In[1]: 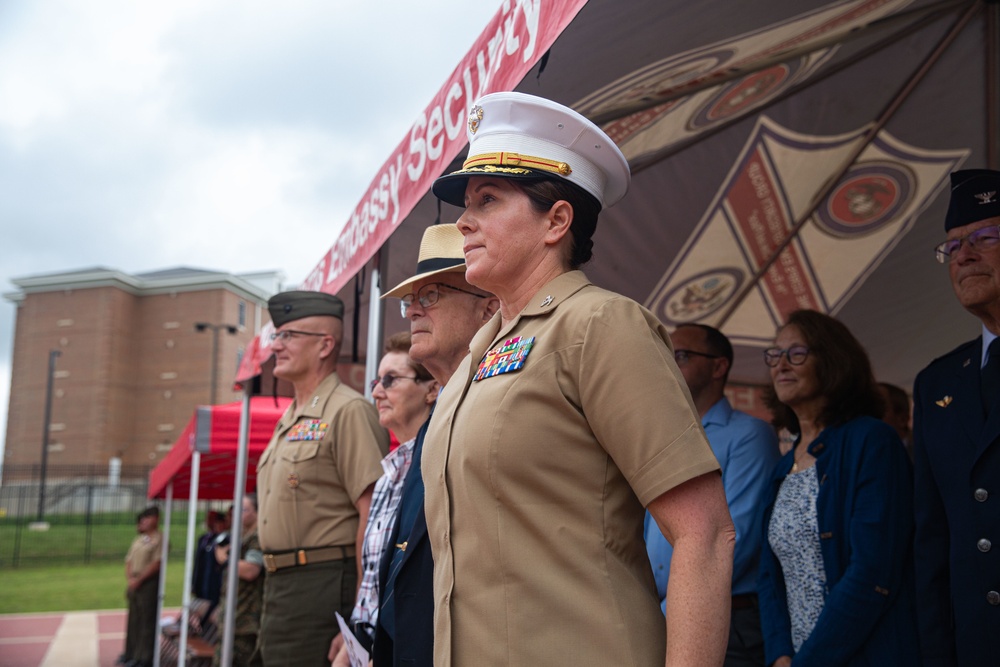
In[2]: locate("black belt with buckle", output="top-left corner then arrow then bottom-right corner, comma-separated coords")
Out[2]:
262,545 -> 355,573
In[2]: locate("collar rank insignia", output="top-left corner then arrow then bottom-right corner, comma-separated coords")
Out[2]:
975,191 -> 997,205
935,396 -> 953,408
288,419 -> 329,441
475,336 -> 535,381
540,295 -> 553,307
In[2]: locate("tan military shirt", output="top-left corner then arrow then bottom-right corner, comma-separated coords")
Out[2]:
257,372 -> 389,552
423,271 -> 720,666
125,530 -> 161,575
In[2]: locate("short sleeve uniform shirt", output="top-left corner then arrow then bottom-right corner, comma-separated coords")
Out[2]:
126,530 -> 162,574
257,372 -> 389,552
422,271 -> 720,666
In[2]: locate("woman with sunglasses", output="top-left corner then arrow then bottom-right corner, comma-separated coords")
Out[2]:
346,332 -> 437,654
757,310 -> 919,666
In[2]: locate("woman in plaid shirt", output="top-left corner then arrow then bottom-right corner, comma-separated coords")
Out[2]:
349,332 -> 437,648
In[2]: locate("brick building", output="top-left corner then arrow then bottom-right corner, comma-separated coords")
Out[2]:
2,267 -> 283,477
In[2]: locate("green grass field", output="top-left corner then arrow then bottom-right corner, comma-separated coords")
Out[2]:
0,511 -> 209,614
0,560 -> 187,614
0,512 -> 198,566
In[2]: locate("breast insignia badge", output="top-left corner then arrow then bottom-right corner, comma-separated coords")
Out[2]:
475,336 -> 535,381
287,472 -> 300,489
288,419 -> 329,441
935,396 -> 953,408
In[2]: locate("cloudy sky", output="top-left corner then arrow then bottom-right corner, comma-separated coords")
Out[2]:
0,0 -> 502,456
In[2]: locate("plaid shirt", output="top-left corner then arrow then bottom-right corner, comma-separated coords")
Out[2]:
349,437 -> 416,638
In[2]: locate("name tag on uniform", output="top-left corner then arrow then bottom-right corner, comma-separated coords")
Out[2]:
287,419 -> 329,441
475,336 -> 535,381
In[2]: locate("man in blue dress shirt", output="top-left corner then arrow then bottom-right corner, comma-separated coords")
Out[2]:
646,324 -> 779,667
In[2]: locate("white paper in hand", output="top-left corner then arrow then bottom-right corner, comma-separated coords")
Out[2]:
334,611 -> 370,667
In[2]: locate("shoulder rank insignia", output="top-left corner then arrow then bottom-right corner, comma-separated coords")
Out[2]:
935,396 -> 953,408
474,336 -> 535,381
287,419 -> 329,441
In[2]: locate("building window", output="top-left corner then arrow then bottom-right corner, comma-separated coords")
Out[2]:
238,300 -> 247,328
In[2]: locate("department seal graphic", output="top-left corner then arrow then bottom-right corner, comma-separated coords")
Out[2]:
689,62 -> 798,130
660,268 -> 744,325
817,161 -> 914,236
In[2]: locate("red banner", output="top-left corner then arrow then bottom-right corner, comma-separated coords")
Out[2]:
299,0 -> 588,295
236,0 -> 588,383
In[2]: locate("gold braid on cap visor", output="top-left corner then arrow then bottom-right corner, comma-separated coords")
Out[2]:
462,152 -> 572,177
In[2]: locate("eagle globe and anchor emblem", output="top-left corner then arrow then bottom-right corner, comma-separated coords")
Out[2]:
468,104 -> 484,135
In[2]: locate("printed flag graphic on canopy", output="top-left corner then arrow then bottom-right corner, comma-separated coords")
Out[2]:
646,116 -> 966,345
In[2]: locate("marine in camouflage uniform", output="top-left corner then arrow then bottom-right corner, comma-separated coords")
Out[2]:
214,496 -> 265,667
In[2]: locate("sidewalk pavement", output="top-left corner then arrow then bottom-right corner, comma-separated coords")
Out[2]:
0,609 -> 128,667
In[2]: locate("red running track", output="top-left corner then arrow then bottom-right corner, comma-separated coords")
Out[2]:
0,610 -> 129,667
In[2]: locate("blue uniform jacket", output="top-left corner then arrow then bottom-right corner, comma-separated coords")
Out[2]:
372,414 -> 434,667
757,417 -> 919,666
913,337 -> 1000,666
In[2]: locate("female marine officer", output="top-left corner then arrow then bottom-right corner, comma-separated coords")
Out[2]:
420,92 -> 736,666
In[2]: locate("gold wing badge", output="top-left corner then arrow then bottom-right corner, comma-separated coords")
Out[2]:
935,396 -> 953,408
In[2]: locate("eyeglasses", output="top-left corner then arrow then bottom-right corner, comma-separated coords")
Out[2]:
368,373 -> 419,392
269,329 -> 329,343
400,283 -> 486,317
935,225 -> 1000,263
763,345 -> 811,367
673,349 -> 720,365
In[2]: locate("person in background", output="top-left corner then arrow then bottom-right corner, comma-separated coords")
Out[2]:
757,309 -> 918,666
345,332 -> 437,650
119,506 -> 161,667
252,290 -> 389,667
192,510 -> 227,623
213,494 -> 264,667
877,382 -> 912,459
424,91 -> 734,666
913,168 -> 1000,665
646,323 -> 779,666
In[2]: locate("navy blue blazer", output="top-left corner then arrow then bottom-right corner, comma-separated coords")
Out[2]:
372,416 -> 434,667
913,337 -> 1000,666
757,417 -> 919,666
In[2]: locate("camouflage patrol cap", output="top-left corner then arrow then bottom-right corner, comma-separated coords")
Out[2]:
267,290 -> 344,327
946,169 -> 1000,231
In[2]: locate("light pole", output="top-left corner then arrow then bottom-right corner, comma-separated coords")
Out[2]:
194,323 -> 238,405
37,349 -> 61,524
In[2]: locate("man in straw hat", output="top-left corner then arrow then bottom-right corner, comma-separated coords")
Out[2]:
252,290 -> 388,666
914,168 -> 1000,666
331,224 -> 497,667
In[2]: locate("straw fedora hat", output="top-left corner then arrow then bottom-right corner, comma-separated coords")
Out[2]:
383,224 -> 467,299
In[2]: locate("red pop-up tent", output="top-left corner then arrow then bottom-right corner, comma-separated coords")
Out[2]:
146,396 -> 290,667
147,397 -> 290,501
